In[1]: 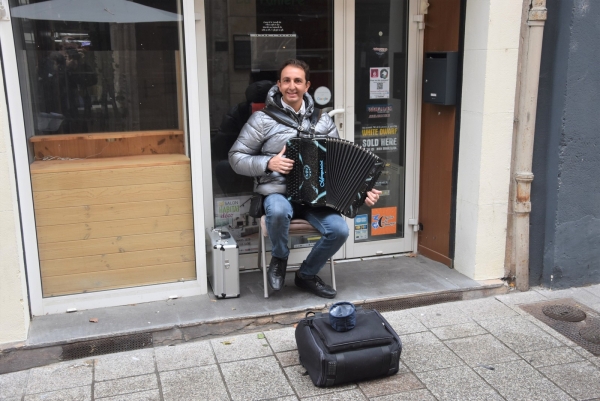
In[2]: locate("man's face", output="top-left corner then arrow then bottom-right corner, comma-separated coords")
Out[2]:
277,65 -> 310,110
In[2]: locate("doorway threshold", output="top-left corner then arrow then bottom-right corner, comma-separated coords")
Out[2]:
1,255 -> 507,374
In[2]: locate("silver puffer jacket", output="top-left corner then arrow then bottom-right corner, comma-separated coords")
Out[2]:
228,85 -> 338,195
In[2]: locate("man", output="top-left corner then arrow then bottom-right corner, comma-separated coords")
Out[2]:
229,59 -> 381,299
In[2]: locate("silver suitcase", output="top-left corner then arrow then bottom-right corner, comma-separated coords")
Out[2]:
206,228 -> 240,298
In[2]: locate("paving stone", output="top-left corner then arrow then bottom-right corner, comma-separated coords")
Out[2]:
357,372 -> 423,398
211,332 -> 273,363
521,314 -> 579,347
160,365 -> 228,401
533,288 -> 600,308
303,389 -> 367,400
475,359 -> 572,401
478,316 -> 563,353
495,290 -> 549,306
409,303 -> 473,329
0,369 -> 28,398
155,340 -> 215,371
520,347 -> 585,368
456,298 -> 519,322
264,327 -> 297,352
96,389 -> 160,401
273,397 -> 298,401
23,385 -> 91,401
94,374 -> 157,399
400,331 -> 464,373
283,364 -> 356,399
572,345 -> 596,359
445,334 -> 520,367
381,310 -> 428,335
583,284 -> 600,299
416,366 -> 504,401
26,360 -> 93,394
276,350 -> 300,367
94,349 -> 155,382
371,389 -> 437,401
431,322 -> 487,340
221,356 -> 294,400
539,361 -> 600,400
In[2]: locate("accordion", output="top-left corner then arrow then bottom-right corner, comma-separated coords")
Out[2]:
285,137 -> 385,218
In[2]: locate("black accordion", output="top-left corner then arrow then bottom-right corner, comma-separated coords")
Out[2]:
285,137 -> 385,218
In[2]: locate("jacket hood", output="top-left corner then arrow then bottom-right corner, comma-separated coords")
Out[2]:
265,84 -> 315,117
245,80 -> 274,103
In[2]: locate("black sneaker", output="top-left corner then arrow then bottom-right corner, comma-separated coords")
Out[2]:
294,272 -> 337,299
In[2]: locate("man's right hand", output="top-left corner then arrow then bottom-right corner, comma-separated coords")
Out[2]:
267,145 -> 295,174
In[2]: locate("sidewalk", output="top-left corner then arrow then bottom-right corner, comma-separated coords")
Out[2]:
1,285 -> 600,401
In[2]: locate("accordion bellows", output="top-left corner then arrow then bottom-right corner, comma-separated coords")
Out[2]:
286,137 -> 385,218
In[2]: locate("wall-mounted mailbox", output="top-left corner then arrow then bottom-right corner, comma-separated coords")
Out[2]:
423,51 -> 458,105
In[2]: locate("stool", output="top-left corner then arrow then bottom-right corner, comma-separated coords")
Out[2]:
258,215 -> 336,298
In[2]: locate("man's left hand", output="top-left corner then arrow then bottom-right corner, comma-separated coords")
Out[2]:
365,189 -> 382,207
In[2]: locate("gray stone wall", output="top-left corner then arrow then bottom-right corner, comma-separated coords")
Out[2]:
531,0 -> 600,288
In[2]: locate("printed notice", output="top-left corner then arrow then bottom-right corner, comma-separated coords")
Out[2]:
367,104 -> 392,119
354,214 -> 369,240
370,67 -> 390,99
371,207 -> 397,236
262,20 -> 283,32
359,124 -> 399,152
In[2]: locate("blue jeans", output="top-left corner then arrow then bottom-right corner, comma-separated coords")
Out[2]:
263,194 -> 349,277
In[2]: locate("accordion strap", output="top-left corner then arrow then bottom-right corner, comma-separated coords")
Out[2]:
261,106 -> 323,137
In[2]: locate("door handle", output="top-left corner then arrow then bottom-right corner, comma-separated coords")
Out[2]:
328,109 -> 345,130
328,108 -> 345,117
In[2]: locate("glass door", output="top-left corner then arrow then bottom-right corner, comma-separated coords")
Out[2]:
341,0 -> 419,258
201,0 -> 419,267
203,0 -> 336,269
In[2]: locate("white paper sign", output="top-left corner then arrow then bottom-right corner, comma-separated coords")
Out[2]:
369,67 -> 390,99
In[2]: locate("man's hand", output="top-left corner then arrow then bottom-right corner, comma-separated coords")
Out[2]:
267,145 -> 295,174
365,188 -> 382,207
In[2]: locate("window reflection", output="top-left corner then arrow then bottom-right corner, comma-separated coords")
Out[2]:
10,0 -> 184,137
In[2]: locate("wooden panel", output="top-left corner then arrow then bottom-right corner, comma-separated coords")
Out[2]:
37,214 -> 193,244
418,104 -> 455,261
34,198 -> 193,227
424,0 -> 461,52
30,154 -> 190,173
418,0 -> 461,263
33,154 -> 196,296
31,164 -> 191,191
38,230 -> 194,261
42,261 -> 196,297
40,246 -> 195,277
32,134 -> 184,160
33,181 -> 192,209
30,130 -> 184,142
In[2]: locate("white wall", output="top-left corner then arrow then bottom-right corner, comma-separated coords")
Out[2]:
0,64 -> 30,344
454,0 -> 522,279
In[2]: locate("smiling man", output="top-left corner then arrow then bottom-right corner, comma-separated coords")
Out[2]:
229,59 -> 381,299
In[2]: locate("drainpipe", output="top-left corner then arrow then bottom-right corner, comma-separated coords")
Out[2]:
512,0 -> 547,291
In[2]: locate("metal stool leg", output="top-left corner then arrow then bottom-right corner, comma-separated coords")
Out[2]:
261,230 -> 269,298
330,258 -> 336,290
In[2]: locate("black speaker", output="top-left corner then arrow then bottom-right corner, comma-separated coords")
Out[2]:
423,51 -> 458,105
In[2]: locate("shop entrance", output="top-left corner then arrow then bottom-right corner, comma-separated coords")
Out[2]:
202,0 -> 419,269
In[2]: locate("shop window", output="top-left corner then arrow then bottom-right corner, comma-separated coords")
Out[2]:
10,0 -> 196,297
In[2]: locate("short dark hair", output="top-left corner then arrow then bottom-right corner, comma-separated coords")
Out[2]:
278,59 -> 310,82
